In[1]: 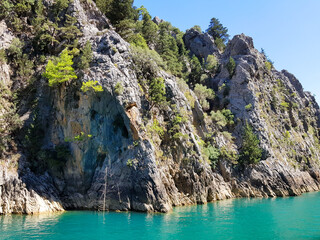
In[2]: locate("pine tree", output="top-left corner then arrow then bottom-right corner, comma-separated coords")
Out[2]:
188,55 -> 202,87
206,17 -> 229,43
43,48 -> 77,87
108,0 -> 134,25
141,10 -> 158,46
79,41 -> 93,70
239,122 -> 262,165
149,77 -> 166,106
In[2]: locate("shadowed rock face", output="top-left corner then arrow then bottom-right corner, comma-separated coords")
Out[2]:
183,28 -> 220,59
1,0 -> 320,215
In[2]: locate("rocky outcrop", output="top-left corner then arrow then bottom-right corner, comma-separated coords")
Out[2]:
211,33 -> 320,198
1,0 -> 320,215
183,28 -> 220,59
0,21 -> 64,214
0,161 -> 64,214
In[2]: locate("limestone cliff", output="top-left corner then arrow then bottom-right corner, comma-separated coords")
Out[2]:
0,0 -> 319,214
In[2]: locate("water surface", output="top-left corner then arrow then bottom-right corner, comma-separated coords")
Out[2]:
1,192 -> 320,240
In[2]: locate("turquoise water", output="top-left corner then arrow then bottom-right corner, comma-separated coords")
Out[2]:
1,192 -> 320,240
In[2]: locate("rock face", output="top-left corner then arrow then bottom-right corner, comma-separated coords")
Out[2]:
0,21 -> 64,214
1,1 -> 320,215
183,28 -> 220,59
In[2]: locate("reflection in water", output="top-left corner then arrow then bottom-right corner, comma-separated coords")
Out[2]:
1,192 -> 320,240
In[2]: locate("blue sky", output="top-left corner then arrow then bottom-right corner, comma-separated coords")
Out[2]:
133,0 -> 320,103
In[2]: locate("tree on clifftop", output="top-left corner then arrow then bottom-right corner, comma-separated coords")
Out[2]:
206,17 -> 229,43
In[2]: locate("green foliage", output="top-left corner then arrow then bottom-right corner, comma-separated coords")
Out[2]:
128,33 -> 148,49
126,158 -> 134,167
95,0 -> 112,14
265,61 -> 272,71
283,130 -> 291,139
239,123 -> 262,165
211,110 -> 227,128
60,14 -> 82,47
206,17 -> 229,43
220,146 -> 238,164
211,109 -> 234,128
0,49 -> 6,64
79,41 -> 93,70
194,84 -> 215,111
149,77 -> 166,105
114,19 -> 135,41
53,0 -> 70,17
191,25 -> 202,33
157,21 -> 183,76
64,132 -> 92,143
81,80 -> 103,93
280,101 -> 289,111
17,54 -> 34,82
23,111 -> 44,164
215,37 -> 226,52
130,45 -> 165,79
0,0 -> 14,19
8,38 -> 24,59
107,0 -> 135,25
221,109 -> 234,125
227,56 -> 236,78
114,82 -> 124,95
204,144 -> 220,168
0,83 -> 22,157
43,48 -> 77,87
245,103 -> 252,111
205,54 -> 218,73
188,55 -> 203,86
151,119 -> 164,137
169,110 -> 188,139
141,8 -> 158,46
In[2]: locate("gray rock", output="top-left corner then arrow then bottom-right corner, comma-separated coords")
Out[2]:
153,16 -> 164,25
183,28 -> 220,59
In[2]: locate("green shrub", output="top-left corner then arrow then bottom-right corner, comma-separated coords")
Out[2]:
81,80 -> 103,93
280,101 -> 289,110
79,41 -> 93,70
17,54 -> 34,82
221,109 -> 234,125
0,0 -> 13,18
211,110 -> 227,128
8,38 -> 23,59
169,110 -> 188,139
129,33 -> 148,49
194,84 -> 215,111
43,48 -> 77,87
64,132 -> 92,143
114,82 -> 124,95
245,103 -> 252,111
205,55 -> 218,73
227,56 -> 236,78
239,123 -> 262,165
265,61 -> 272,71
204,144 -> 220,168
151,119 -> 164,138
0,49 -> 7,63
191,25 -> 202,33
130,45 -> 165,79
215,38 -> 226,52
149,77 -> 166,106
220,146 -> 238,164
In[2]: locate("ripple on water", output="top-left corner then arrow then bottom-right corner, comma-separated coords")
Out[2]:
1,192 -> 320,240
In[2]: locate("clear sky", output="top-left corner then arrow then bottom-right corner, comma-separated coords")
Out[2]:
133,0 -> 320,104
